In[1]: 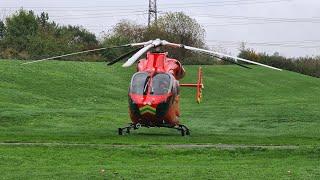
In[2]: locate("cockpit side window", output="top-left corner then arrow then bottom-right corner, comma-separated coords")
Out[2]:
130,72 -> 149,95
176,81 -> 180,95
152,73 -> 172,95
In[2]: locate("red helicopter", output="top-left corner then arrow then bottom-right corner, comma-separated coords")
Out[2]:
118,51 -> 203,136
23,39 -> 281,136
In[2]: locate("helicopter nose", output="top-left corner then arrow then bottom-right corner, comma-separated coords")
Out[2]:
143,101 -> 152,105
155,101 -> 170,118
138,103 -> 157,117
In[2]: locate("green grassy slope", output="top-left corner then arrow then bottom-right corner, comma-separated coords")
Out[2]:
0,60 -> 319,179
0,60 -> 319,145
0,145 -> 319,179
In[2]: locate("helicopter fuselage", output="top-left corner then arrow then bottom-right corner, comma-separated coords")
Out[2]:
128,52 -> 185,127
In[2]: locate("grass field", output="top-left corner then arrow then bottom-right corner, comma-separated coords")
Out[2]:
0,60 -> 319,179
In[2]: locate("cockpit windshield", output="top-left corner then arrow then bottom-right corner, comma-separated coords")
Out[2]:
130,73 -> 149,95
130,73 -> 172,95
151,73 -> 172,95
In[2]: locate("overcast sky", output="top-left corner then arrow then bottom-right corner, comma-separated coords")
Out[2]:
1,0 -> 320,57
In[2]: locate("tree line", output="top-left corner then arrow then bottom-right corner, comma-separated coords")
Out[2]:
238,48 -> 320,78
0,9 -> 319,78
0,9 -> 209,63
0,10 -> 99,61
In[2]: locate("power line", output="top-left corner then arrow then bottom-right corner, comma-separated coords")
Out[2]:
50,11 -> 147,18
207,40 -> 320,49
44,10 -> 320,24
207,39 -> 320,44
50,13 -> 148,20
201,21 -> 320,27
1,0 -> 291,9
210,44 -> 320,49
186,14 -> 320,23
1,7 -> 148,13
160,0 -> 289,6
159,0 -> 292,9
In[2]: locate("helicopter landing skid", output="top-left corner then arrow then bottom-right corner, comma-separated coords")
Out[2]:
118,123 -> 190,136
175,124 -> 190,136
118,123 -> 139,135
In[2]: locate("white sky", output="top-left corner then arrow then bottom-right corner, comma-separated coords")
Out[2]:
1,0 -> 320,57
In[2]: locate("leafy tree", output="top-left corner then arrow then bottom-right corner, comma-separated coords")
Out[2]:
111,20 -> 146,43
101,34 -> 133,61
38,12 -> 49,28
145,12 -> 206,62
0,20 -> 5,39
0,9 -> 99,60
100,20 -> 146,60
102,12 -> 207,63
238,48 -> 260,62
238,48 -> 320,78
146,12 -> 205,48
4,10 -> 38,52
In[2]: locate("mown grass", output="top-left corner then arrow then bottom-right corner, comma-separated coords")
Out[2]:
0,59 -> 319,179
0,145 -> 319,179
0,60 -> 319,145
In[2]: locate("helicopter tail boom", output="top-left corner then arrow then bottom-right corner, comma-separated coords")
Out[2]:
180,67 -> 204,103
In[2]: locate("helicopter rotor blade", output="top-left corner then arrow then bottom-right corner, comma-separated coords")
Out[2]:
21,41 -> 150,65
214,56 -> 252,69
122,39 -> 162,67
161,40 -> 281,71
22,38 -> 282,71
107,47 -> 143,66
183,45 -> 251,69
184,46 -> 282,71
122,44 -> 153,67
